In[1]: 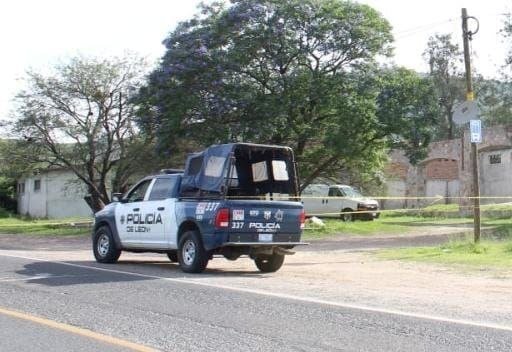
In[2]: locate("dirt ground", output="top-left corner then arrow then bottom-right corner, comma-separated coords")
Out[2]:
1,227 -> 512,328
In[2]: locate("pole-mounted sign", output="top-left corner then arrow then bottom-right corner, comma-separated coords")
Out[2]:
470,119 -> 482,143
453,100 -> 480,125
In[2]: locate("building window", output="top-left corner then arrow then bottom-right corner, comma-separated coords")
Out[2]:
34,179 -> 41,192
489,154 -> 501,164
19,182 -> 25,194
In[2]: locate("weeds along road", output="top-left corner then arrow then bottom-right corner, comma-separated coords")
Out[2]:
0,236 -> 512,351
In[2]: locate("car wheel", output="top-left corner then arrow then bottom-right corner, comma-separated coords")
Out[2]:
341,208 -> 353,222
93,226 -> 121,263
167,251 -> 178,262
254,253 -> 285,273
178,230 -> 209,273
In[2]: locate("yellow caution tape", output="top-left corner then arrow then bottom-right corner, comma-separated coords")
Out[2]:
225,195 -> 512,200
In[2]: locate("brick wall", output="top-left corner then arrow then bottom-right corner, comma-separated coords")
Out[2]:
424,159 -> 458,180
384,162 -> 408,180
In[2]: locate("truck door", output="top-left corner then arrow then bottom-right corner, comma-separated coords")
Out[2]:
325,187 -> 341,217
115,179 -> 153,245
145,176 -> 179,249
302,184 -> 327,216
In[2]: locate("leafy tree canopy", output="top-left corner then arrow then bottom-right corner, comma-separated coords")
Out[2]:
422,33 -> 465,139
137,0 -> 439,189
477,15 -> 512,125
9,55 -> 153,211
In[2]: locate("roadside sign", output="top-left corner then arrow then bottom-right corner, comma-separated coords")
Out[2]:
453,100 -> 479,125
470,119 -> 482,143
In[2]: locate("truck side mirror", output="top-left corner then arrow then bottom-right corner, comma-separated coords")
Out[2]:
112,193 -> 123,202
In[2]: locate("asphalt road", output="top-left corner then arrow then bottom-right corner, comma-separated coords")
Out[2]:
0,313 -> 130,352
1,253 -> 512,352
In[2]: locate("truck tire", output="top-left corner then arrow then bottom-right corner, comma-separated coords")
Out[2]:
167,251 -> 178,262
93,226 -> 121,263
341,208 -> 353,222
178,230 -> 209,273
254,253 -> 285,273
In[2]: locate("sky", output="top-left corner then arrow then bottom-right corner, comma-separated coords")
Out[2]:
0,0 -> 511,119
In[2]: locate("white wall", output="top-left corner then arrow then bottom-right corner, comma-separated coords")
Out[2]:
480,149 -> 512,205
18,170 -> 93,219
17,177 -> 46,217
383,180 -> 406,209
425,180 -> 460,204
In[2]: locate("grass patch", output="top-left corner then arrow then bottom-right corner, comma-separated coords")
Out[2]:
302,214 -> 474,240
481,202 -> 512,211
421,203 -> 459,212
0,216 -> 92,236
303,218 -> 408,239
378,238 -> 512,268
383,202 -> 512,219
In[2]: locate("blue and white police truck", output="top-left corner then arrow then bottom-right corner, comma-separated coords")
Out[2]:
92,143 -> 306,273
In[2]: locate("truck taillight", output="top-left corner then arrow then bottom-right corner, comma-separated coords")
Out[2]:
215,208 -> 230,228
299,209 -> 305,229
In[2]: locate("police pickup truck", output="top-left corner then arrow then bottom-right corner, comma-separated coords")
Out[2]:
92,143 -> 306,273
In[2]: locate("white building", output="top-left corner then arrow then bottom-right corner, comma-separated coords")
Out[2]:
17,168 -> 93,219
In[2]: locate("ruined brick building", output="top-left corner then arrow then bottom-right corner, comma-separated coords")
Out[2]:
384,125 -> 512,209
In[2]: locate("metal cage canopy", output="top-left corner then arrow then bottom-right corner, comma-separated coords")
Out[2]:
180,143 -> 298,197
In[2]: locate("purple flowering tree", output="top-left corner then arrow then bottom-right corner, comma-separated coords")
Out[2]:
137,0 -> 438,190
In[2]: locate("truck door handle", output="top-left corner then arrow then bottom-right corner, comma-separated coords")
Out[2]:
133,208 -> 140,212
325,199 -> 328,204
157,207 -> 165,211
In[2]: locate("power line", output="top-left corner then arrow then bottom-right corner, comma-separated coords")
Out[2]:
394,18 -> 457,39
394,12 -> 511,40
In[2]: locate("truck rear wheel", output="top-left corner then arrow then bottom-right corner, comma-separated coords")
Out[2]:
93,226 -> 121,263
178,230 -> 209,273
254,253 -> 285,273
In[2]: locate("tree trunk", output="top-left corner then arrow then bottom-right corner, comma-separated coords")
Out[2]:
84,186 -> 106,213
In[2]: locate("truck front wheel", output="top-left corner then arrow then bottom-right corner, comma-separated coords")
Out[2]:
178,230 -> 209,273
254,253 -> 285,273
93,226 -> 121,263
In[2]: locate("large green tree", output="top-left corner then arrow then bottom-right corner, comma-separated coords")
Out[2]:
477,15 -> 512,125
422,34 -> 465,139
0,140 -> 27,212
138,0 -> 438,189
477,79 -> 512,125
503,13 -> 512,68
375,67 -> 439,163
10,56 -> 154,212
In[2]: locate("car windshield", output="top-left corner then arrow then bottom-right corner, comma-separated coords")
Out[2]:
341,186 -> 362,198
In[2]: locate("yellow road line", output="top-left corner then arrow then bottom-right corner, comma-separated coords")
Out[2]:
0,306 -> 159,352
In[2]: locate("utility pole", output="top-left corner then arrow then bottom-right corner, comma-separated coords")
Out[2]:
461,8 -> 481,243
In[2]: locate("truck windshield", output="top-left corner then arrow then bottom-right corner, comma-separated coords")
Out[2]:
340,186 -> 363,198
